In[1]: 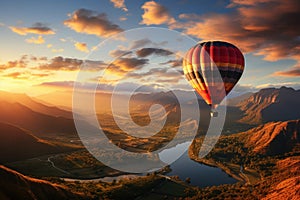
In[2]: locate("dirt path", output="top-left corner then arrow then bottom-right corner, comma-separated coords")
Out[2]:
47,155 -> 71,175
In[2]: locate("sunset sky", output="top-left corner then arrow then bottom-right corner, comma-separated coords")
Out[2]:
0,0 -> 299,96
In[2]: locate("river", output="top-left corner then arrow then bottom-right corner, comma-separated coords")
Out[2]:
166,150 -> 237,187
62,142 -> 237,187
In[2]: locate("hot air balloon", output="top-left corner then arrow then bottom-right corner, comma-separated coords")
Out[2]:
183,41 -> 245,117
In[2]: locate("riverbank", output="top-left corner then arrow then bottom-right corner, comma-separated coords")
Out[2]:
188,152 -> 261,185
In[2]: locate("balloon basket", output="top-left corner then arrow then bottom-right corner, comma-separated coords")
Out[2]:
210,110 -> 218,117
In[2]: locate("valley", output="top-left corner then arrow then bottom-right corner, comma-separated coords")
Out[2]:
0,87 -> 299,199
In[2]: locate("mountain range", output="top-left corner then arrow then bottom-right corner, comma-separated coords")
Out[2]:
0,86 -> 299,199
237,87 -> 300,124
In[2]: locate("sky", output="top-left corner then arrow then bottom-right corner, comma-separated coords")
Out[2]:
0,0 -> 299,96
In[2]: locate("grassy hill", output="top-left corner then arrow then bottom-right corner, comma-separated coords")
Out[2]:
0,122 -> 79,163
0,165 -> 84,200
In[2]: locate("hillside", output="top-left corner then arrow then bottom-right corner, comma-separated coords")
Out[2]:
188,119 -> 300,199
261,156 -> 300,200
0,101 -> 77,136
240,120 -> 300,155
0,165 -> 84,200
0,90 -> 72,119
0,122 -> 78,163
238,87 -> 300,124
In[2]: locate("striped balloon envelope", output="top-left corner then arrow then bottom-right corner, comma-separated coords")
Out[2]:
183,41 -> 245,109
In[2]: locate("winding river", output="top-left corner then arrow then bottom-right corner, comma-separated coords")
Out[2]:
62,142 -> 237,187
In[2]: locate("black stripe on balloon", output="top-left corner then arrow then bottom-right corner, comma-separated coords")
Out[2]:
185,72 -> 205,83
219,70 -> 243,80
198,41 -> 237,49
185,70 -> 242,84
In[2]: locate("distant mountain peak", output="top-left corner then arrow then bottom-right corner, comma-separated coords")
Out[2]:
237,87 -> 300,124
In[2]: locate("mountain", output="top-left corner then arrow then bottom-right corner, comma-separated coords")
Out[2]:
37,90 -> 134,114
263,176 -> 300,200
226,92 -> 253,107
237,87 -> 300,124
0,165 -> 84,200
239,119 -> 300,155
0,101 -> 77,136
0,122 -> 78,163
0,90 -> 72,119
262,156 -> 300,200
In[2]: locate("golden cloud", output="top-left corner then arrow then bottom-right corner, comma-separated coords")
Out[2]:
273,63 -> 300,77
10,23 -> 55,35
25,35 -> 45,44
75,42 -> 89,53
2,71 -> 49,79
178,0 -> 300,62
64,9 -> 123,38
0,56 -> 28,70
110,0 -> 128,12
107,57 -> 148,76
141,1 -> 175,25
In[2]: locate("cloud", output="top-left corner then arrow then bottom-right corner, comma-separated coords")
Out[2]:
39,81 -> 76,88
136,48 -> 173,57
231,84 -> 257,93
10,23 -> 55,35
110,0 -> 128,12
0,55 -> 105,72
160,59 -> 182,68
108,39 -> 171,59
125,67 -> 182,84
25,35 -> 45,44
47,44 -> 53,48
60,38 -> 67,42
0,56 -> 29,70
37,56 -> 81,71
119,16 -> 127,21
30,73 -> 50,77
109,49 -> 132,58
3,72 -> 24,79
37,56 -> 105,71
30,55 -> 48,61
3,71 -> 49,79
74,42 -> 89,52
227,0 -> 278,7
64,9 -> 123,38
256,82 -> 300,90
228,82 -> 300,98
108,57 -> 148,76
129,38 -> 152,49
178,13 -> 202,21
140,1 -> 176,25
177,0 -> 300,62
272,63 -> 300,77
